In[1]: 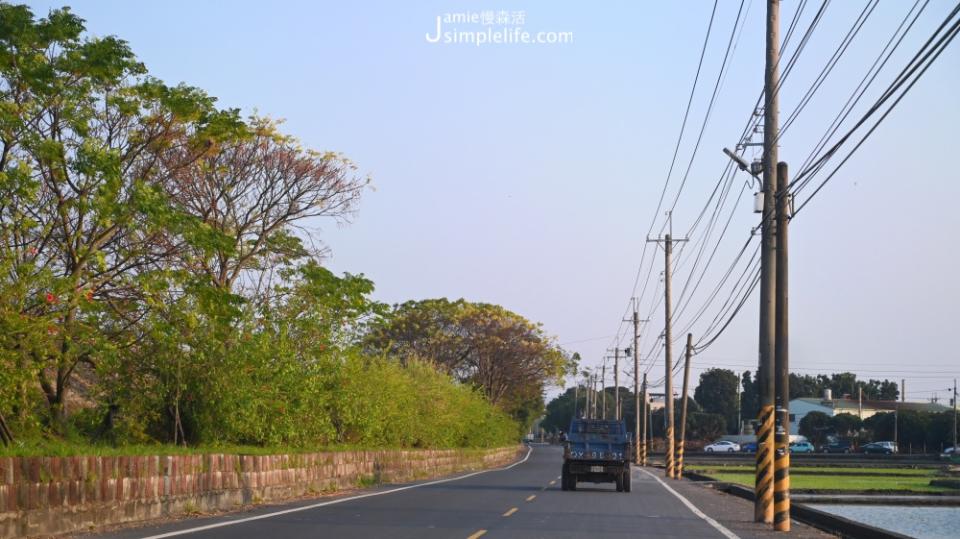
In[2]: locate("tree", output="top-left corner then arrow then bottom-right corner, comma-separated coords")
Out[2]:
798,411 -> 832,446
688,412 -> 726,441
830,413 -> 863,439
0,4 -> 241,429
162,117 -> 368,293
365,299 -> 573,430
740,370 -> 759,421
694,368 -> 739,433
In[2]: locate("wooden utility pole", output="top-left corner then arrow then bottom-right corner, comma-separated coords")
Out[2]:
755,0 -> 780,525
648,230 -> 686,478
676,334 -> 693,479
774,161 -> 791,531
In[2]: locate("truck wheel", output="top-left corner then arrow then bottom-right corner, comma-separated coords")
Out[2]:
623,471 -> 632,493
561,463 -> 570,491
615,474 -> 624,492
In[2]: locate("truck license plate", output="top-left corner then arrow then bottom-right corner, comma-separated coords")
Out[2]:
590,466 -> 603,473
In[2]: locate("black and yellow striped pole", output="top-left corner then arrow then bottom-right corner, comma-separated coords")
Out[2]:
773,161 -> 791,531
640,373 -> 648,466
755,404 -> 775,523
773,414 -> 790,531
755,0 -> 780,524
675,334 -> 693,479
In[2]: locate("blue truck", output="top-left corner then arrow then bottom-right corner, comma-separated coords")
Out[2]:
561,418 -> 632,492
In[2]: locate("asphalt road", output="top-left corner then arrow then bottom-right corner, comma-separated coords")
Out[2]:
88,445 -> 833,539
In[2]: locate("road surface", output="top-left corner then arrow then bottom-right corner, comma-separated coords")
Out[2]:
88,445 -> 833,539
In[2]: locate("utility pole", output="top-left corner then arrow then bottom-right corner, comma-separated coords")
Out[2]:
902,379 -> 906,402
641,373 -> 648,466
647,229 -> 686,478
574,383 -> 579,420
952,378 -> 957,451
586,373 -> 593,420
676,334 -> 693,479
755,0 -> 780,525
773,161 -> 791,531
631,305 -> 648,463
592,373 -> 598,419
614,349 -> 621,420
737,381 -> 743,435
602,362 -> 607,420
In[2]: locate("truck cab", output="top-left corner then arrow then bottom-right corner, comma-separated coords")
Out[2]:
561,418 -> 632,492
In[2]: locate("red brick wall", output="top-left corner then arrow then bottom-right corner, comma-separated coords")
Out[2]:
0,445 -> 524,538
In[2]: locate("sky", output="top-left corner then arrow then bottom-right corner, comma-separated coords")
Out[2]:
27,0 -> 960,403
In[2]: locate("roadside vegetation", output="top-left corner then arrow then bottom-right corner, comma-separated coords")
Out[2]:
0,4 -> 573,455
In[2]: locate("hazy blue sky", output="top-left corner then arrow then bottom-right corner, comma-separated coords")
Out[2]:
29,1 -> 960,402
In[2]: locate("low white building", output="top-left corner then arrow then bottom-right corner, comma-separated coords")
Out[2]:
789,394 -> 950,435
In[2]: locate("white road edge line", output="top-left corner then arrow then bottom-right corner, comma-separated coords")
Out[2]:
138,446 -> 535,539
639,469 -> 740,539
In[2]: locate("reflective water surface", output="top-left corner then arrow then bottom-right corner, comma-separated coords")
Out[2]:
808,504 -> 960,539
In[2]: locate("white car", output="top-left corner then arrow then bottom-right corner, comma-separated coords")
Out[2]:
704,440 -> 741,452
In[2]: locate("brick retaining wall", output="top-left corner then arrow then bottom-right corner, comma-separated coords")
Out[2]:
0,445 -> 524,538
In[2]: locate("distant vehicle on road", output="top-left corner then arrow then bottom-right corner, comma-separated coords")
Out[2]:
740,441 -> 758,453
941,446 -> 958,461
820,440 -> 853,454
789,441 -> 815,453
862,441 -> 898,455
561,419 -> 632,492
704,440 -> 740,452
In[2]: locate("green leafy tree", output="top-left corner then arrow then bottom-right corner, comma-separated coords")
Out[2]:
694,368 -> 739,433
830,413 -> 863,439
798,411 -> 832,446
366,299 -> 573,431
0,4 -> 242,430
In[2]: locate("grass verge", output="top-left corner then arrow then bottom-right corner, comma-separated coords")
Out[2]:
690,467 -> 952,493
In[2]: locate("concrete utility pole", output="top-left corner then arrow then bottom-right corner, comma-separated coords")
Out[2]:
632,305 -> 648,462
676,334 -> 693,480
902,379 -> 906,402
586,373 -> 593,419
641,373 -> 648,466
648,230 -> 686,478
755,0 -> 780,525
773,161 -> 791,531
574,383 -> 579,420
602,362 -> 607,420
953,379 -> 957,451
614,349 -> 621,421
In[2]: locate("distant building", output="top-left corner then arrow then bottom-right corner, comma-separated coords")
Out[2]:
789,395 -> 950,435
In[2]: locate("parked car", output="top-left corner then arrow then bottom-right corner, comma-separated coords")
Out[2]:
704,440 -> 740,452
940,446 -> 957,459
862,441 -> 898,455
820,440 -> 853,454
789,441 -> 815,453
741,441 -> 758,453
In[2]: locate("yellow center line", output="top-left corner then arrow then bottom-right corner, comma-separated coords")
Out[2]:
466,530 -> 487,539
525,494 -> 536,502
503,507 -> 519,517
